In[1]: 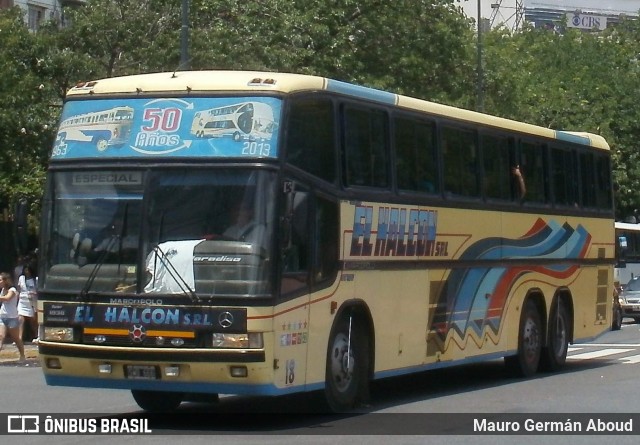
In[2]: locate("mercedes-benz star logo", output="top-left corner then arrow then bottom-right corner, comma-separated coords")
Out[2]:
218,311 -> 234,329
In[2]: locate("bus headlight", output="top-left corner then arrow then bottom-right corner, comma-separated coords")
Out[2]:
211,332 -> 263,349
43,327 -> 75,342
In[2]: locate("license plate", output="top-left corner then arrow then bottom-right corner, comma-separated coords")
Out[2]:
124,365 -> 159,380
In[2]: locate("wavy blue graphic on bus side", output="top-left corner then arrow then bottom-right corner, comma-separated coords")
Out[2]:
50,97 -> 282,160
431,219 -> 591,342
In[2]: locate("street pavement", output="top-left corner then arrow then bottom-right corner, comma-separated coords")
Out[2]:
0,341 -> 39,367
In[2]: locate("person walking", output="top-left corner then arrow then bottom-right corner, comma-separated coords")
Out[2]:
17,265 -> 38,343
0,272 -> 26,362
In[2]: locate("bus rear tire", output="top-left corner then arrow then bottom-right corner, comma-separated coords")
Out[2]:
540,300 -> 569,371
612,306 -> 623,331
131,390 -> 183,412
324,315 -> 369,412
505,299 -> 542,377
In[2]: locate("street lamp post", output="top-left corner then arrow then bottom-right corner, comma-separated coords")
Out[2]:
477,0 -> 484,112
181,0 -> 190,70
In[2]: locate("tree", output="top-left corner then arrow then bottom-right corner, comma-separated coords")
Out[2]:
60,0 -> 182,78
0,8 -> 56,221
481,22 -> 640,218
189,0 -> 476,104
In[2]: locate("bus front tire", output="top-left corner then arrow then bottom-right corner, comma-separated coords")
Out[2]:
540,300 -> 569,371
131,390 -> 183,412
324,315 -> 369,412
505,299 -> 542,377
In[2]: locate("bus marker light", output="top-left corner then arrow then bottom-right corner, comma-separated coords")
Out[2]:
164,366 -> 180,377
94,335 -> 107,344
98,364 -> 112,374
46,358 -> 62,369
230,366 -> 248,378
170,338 -> 185,347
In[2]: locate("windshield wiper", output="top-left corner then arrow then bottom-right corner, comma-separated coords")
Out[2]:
77,235 -> 119,302
147,245 -> 200,302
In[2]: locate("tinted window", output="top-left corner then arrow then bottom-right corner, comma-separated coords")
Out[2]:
596,154 -> 613,209
520,141 -> 548,204
343,107 -> 389,188
551,146 -> 578,206
442,126 -> 479,197
482,134 -> 512,200
394,116 -> 438,193
286,98 -> 336,183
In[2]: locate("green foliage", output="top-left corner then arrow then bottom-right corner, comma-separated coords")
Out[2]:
4,0 -> 640,232
0,7 -> 55,225
189,0 -> 475,103
481,21 -> 640,218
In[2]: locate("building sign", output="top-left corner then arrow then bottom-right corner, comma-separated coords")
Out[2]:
566,12 -> 607,31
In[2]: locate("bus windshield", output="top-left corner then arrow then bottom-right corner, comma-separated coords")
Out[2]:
42,169 -> 276,298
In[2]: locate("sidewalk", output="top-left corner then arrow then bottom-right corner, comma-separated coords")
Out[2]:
0,342 -> 40,366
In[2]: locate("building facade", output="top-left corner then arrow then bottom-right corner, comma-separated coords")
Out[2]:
0,0 -> 84,31
461,0 -> 640,31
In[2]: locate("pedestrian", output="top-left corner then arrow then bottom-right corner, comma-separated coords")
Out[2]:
0,272 -> 26,362
17,265 -> 38,343
13,255 -> 25,283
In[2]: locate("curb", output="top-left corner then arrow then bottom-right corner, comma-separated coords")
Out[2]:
0,344 -> 39,365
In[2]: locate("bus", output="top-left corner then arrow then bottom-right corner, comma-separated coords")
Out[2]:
54,106 -> 134,153
37,71 -> 615,412
190,101 -> 277,141
614,221 -> 640,288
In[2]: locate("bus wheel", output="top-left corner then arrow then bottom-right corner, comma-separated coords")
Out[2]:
324,315 -> 369,412
96,138 -> 108,152
131,390 -> 183,412
612,305 -> 623,331
540,300 -> 569,371
505,299 -> 542,377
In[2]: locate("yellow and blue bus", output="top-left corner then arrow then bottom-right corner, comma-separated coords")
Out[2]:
38,71 -> 615,412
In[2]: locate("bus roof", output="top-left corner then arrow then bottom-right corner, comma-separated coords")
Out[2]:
615,221 -> 640,232
66,70 -> 610,150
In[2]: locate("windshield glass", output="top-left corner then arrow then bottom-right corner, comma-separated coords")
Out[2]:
42,169 -> 276,298
624,278 -> 640,292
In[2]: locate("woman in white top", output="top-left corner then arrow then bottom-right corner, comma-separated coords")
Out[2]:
17,265 -> 38,343
0,272 -> 25,361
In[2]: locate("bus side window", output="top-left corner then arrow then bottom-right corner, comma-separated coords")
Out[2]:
285,98 -> 336,184
313,195 -> 339,287
617,235 -> 628,268
280,181 -> 310,297
520,141 -> 548,204
442,126 -> 479,198
481,133 -> 510,201
343,106 -> 389,188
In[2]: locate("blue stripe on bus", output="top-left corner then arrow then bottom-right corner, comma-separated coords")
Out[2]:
326,79 -> 398,105
555,131 -> 591,145
43,374 -> 319,396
